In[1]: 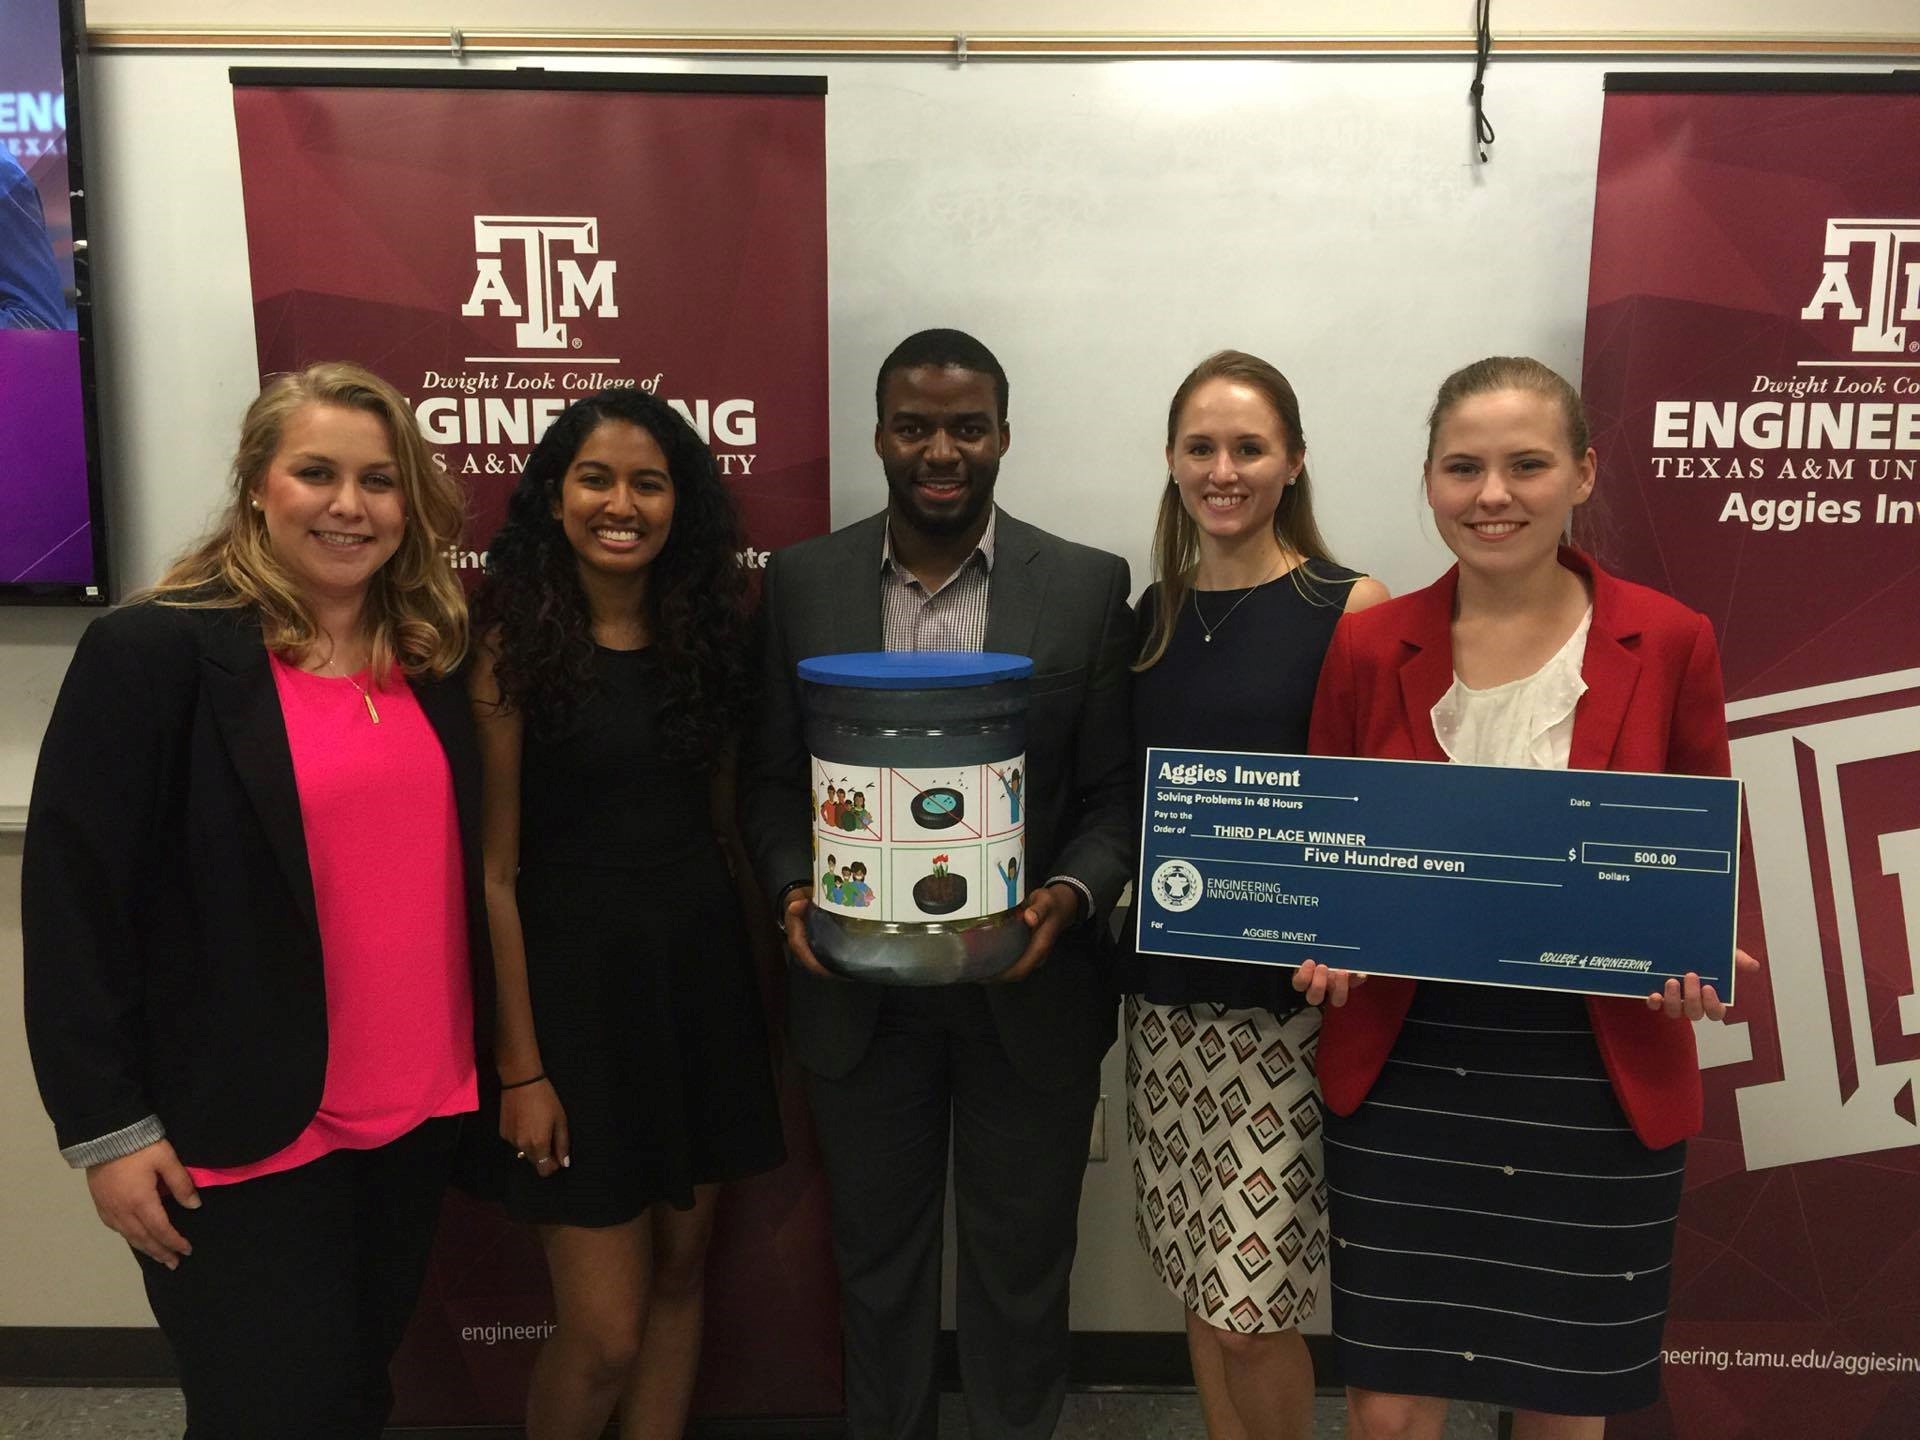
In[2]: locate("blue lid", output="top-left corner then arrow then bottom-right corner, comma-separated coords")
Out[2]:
797,651 -> 1034,689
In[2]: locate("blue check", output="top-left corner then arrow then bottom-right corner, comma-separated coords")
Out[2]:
1136,748 -> 1742,1000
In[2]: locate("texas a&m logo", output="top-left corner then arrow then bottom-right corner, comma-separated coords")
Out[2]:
1800,218 -> 1920,356
461,215 -> 619,351
1714,670 -> 1920,1170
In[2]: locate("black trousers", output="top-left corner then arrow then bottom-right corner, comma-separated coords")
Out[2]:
805,986 -> 1103,1440
138,1116 -> 458,1440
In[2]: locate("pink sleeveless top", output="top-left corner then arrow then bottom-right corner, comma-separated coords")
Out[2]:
189,657 -> 477,1187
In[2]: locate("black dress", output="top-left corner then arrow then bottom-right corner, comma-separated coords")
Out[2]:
506,646 -> 784,1227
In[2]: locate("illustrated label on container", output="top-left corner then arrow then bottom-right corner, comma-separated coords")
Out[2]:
812,754 -> 1026,922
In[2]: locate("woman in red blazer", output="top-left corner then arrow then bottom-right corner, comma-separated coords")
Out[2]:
1299,358 -> 1753,1440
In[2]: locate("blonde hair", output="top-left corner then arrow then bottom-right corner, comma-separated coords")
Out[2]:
1136,350 -> 1340,672
147,362 -> 467,681
1425,355 -> 1590,462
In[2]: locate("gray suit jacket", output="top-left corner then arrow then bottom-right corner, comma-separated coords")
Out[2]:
742,507 -> 1135,1089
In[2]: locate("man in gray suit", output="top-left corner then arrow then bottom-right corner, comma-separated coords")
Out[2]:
744,329 -> 1134,1440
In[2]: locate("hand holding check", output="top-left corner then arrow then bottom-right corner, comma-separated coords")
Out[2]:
1290,960 -> 1366,1008
1644,947 -> 1761,1022
1291,948 -> 1760,1020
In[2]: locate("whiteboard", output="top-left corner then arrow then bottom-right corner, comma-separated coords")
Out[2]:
0,49 -> 1895,818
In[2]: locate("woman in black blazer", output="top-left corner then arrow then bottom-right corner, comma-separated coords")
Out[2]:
23,362 -> 484,1439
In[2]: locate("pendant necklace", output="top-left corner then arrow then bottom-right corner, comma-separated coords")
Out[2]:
324,652 -> 381,724
1191,555 -> 1288,643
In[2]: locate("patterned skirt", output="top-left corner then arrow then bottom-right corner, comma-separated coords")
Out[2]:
1124,997 -> 1328,1333
1325,983 -> 1686,1415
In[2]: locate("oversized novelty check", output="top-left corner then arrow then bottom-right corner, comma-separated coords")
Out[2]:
1135,748 -> 1742,1000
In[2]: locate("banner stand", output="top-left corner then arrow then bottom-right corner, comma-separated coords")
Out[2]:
1582,70 -> 1920,1440
231,67 -> 840,1427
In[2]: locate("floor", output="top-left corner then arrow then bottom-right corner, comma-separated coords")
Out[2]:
0,1387 -> 1503,1437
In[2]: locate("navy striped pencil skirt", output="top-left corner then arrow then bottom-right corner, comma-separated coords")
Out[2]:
1323,982 -> 1686,1416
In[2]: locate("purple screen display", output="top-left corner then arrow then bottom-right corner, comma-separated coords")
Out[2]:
2,0 -> 99,592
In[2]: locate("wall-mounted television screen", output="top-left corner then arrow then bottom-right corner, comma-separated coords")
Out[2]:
2,0 -> 108,602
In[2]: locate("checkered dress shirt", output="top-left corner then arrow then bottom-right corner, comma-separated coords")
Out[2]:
879,510 -> 995,653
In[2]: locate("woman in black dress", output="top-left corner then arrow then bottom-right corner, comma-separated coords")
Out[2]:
470,390 -> 783,1440
1121,351 -> 1387,1440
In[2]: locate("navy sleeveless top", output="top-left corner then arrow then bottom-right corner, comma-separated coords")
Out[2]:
1117,562 -> 1362,1015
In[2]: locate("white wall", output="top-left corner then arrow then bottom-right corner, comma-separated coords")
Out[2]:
2,838 -> 160,1325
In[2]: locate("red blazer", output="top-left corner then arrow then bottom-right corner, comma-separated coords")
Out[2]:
1308,547 -> 1730,1152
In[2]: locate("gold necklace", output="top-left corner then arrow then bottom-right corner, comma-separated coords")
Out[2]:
323,652 -> 381,724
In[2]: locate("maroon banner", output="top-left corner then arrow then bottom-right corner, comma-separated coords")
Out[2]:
231,72 -> 839,1423
1582,76 -> 1920,1440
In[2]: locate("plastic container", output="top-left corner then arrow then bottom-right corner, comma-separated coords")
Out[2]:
798,651 -> 1033,984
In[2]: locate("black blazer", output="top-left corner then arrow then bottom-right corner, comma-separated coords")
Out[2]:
22,601 -> 490,1168
741,508 -> 1136,1089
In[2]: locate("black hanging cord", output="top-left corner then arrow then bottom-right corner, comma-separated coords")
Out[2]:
1471,0 -> 1496,162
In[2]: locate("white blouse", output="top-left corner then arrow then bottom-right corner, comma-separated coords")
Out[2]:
1430,609 -> 1593,771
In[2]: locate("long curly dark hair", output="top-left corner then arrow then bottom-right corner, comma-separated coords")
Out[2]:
473,389 -> 751,760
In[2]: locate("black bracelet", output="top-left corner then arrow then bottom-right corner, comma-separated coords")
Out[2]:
498,1071 -> 547,1090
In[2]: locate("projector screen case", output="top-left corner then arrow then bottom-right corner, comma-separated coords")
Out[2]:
0,0 -> 111,604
